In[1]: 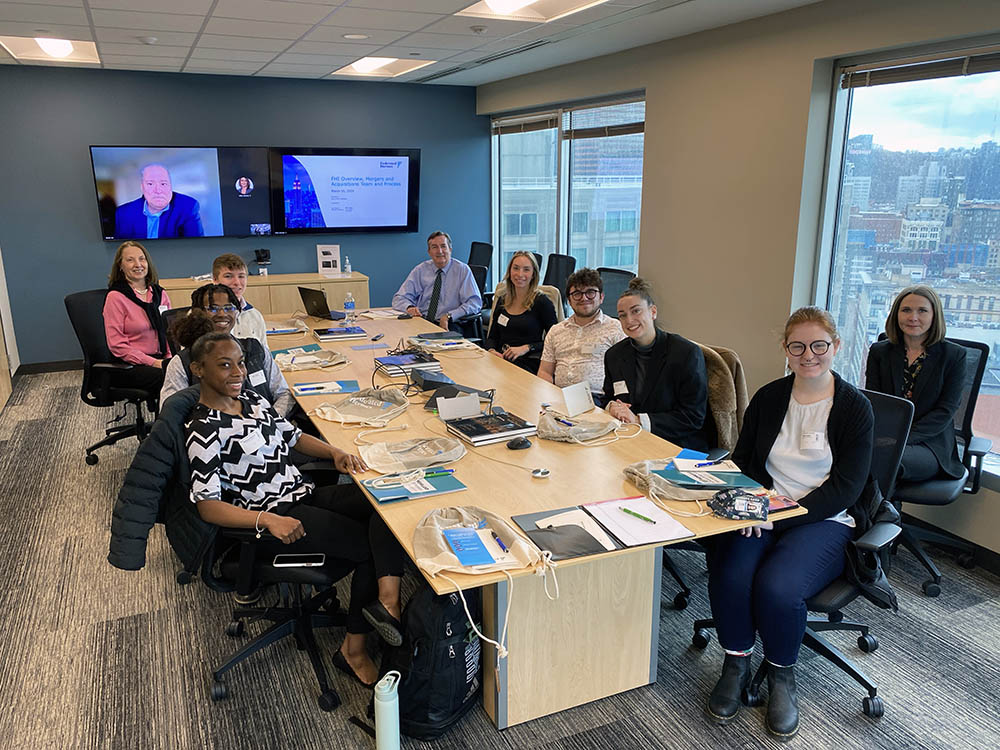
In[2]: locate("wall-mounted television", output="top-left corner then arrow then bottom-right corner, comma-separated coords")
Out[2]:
269,147 -> 420,235
90,146 -> 272,241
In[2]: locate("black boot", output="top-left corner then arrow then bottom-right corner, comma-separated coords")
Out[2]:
765,663 -> 799,741
707,652 -> 751,724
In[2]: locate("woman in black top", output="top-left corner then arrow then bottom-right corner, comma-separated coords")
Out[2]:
865,285 -> 966,481
485,251 -> 557,374
601,277 -> 713,452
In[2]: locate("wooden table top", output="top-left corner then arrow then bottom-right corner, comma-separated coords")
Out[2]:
269,311 -> 805,593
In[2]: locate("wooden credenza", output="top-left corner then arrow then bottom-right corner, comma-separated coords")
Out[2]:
159,271 -> 370,314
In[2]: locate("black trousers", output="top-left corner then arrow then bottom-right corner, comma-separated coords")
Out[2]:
109,363 -> 165,395
899,443 -> 941,482
259,484 -> 404,634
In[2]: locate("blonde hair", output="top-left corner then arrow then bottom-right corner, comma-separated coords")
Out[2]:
108,241 -> 158,287
885,285 -> 946,346
783,306 -> 839,345
499,251 -> 540,306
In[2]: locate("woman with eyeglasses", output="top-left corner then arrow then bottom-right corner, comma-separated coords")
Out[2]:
601,277 -> 714,451
865,285 -> 966,482
102,240 -> 172,394
484,251 -> 558,374
704,306 -> 873,740
159,283 -> 292,415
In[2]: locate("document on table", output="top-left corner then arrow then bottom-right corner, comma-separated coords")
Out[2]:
534,508 -> 617,551
582,496 -> 694,547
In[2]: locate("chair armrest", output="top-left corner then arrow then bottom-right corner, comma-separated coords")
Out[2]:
705,448 -> 731,462
93,362 -> 134,371
968,436 -> 992,458
221,526 -> 273,542
854,522 -> 901,552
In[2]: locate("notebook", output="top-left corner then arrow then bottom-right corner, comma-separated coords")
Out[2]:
361,472 -> 467,504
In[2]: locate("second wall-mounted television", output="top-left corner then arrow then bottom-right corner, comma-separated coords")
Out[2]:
269,147 -> 420,235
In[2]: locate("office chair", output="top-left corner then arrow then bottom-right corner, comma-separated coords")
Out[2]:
162,305 -> 190,357
65,289 -> 156,465
531,252 -> 544,278
691,389 -> 912,718
542,254 -> 577,316
890,337 -> 991,597
454,264 -> 489,341
596,267 -> 636,316
468,241 -> 493,275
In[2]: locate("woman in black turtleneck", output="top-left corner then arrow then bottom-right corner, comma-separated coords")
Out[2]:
601,277 -> 714,452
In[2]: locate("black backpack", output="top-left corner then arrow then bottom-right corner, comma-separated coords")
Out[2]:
378,583 -> 483,740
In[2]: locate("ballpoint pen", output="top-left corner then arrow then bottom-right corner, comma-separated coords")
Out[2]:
491,531 -> 509,553
695,459 -> 724,468
555,417 -> 574,427
422,469 -> 455,478
620,506 -> 656,524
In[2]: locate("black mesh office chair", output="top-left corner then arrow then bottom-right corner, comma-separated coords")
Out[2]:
597,267 -> 636,315
891,337 -> 991,597
456,264 -> 488,341
542,254 -> 577,316
468,241 -> 493,275
65,289 -> 156,465
162,305 -> 190,358
691,389 -> 912,718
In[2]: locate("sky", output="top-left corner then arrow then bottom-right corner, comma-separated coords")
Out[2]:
848,70 -> 1000,152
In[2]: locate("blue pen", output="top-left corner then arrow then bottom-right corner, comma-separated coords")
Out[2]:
695,459 -> 723,468
555,418 -> 574,427
491,531 -> 509,553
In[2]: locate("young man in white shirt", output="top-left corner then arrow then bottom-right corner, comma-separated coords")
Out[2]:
538,268 -> 625,406
213,253 -> 267,346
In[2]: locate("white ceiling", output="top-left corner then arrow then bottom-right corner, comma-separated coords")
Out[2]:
0,0 -> 820,85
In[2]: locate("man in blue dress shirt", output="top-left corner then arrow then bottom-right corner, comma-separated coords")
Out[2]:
114,163 -> 205,239
392,230 -> 482,330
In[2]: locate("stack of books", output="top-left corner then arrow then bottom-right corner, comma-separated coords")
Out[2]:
374,352 -> 442,377
312,325 -> 367,342
445,412 -> 536,447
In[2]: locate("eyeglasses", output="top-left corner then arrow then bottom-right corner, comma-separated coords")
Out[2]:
206,304 -> 238,314
785,340 -> 832,356
568,288 -> 600,300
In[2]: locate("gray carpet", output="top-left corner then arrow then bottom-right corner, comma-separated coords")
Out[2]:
1,371 -> 999,749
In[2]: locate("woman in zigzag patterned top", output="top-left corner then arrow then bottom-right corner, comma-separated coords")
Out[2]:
185,331 -> 404,689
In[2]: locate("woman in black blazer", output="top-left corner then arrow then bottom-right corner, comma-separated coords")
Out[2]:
601,277 -> 713,452
865,285 -> 966,481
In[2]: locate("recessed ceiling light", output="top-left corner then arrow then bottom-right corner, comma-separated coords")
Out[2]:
485,0 -> 538,13
409,52 -> 422,56
138,36 -> 158,45
352,56 -> 396,73
35,37 -> 73,58
343,33 -> 369,40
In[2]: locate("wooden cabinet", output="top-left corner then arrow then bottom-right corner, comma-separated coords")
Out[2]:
159,272 -> 370,316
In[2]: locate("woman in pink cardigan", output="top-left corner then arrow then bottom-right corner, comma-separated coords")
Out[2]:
102,241 -> 172,396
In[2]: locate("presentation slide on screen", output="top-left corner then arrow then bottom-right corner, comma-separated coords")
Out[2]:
282,154 -> 409,229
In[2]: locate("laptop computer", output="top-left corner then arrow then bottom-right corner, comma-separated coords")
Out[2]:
298,286 -> 345,321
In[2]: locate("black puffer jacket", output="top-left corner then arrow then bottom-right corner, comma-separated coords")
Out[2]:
108,386 -> 215,571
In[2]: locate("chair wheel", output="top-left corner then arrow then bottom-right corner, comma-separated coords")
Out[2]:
857,634 -> 878,653
85,453 -> 99,465
742,688 -> 763,707
210,682 -> 228,702
692,628 -> 711,649
176,571 -> 192,585
673,592 -> 689,610
922,580 -> 941,597
957,552 -> 975,569
318,690 -> 341,712
863,696 -> 884,717
827,611 -> 844,624
225,620 -> 245,637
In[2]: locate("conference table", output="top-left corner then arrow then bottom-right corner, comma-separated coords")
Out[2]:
267,311 -> 805,729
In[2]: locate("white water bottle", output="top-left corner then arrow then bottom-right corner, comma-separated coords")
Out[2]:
374,670 -> 401,750
344,291 -> 356,322
344,255 -> 352,274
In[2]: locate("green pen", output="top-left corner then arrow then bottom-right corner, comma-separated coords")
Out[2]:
620,506 -> 656,524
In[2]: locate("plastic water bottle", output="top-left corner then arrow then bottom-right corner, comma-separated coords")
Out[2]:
344,291 -> 356,322
374,670 -> 401,750
344,255 -> 352,274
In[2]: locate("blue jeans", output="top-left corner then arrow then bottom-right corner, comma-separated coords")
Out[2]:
706,520 -> 853,666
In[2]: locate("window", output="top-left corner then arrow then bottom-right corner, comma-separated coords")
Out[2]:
493,99 -> 644,280
603,245 -> 636,268
822,56 -> 1000,468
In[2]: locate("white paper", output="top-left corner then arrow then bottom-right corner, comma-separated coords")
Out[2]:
679,471 -> 724,484
613,380 -> 628,396
562,381 -> 595,417
476,529 -> 518,565
402,477 -> 434,494
582,497 -> 694,547
672,458 -> 741,473
248,370 -> 266,386
292,381 -> 342,395
361,308 -> 400,319
535,509 -> 617,551
437,393 -> 481,421
239,430 -> 265,454
497,314 -> 509,327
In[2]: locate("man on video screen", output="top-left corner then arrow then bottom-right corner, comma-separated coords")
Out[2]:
114,163 -> 205,239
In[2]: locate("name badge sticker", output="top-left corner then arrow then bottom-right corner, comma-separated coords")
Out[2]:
158,304 -> 169,314
800,431 -> 825,451
580,343 -> 595,355
248,370 -> 266,387
239,430 -> 265,454
497,314 -> 509,327
613,380 -> 628,396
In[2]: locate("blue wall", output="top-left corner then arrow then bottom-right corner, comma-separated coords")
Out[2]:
0,66 -> 490,365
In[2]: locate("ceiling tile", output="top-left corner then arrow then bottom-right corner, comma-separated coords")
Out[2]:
286,40 -> 379,56
98,42 -> 191,57
90,0 -> 213,13
195,34 -> 289,52
6,0 -> 83,7
323,7 -> 441,32
90,10 -> 206,32
202,17 -> 313,39
95,28 -> 198,46
0,2 -> 88,25
272,52 -> 357,66
104,62 -> 184,72
185,59 -> 263,73
189,46 -> 276,62
419,14 -> 537,37
397,32 -> 483,50
101,54 -> 186,65
370,44 -> 462,59
212,0 -> 334,25
258,61 -> 339,73
347,0 -> 470,11
0,21 -> 92,39
305,25 -> 407,45
259,69 -> 332,78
